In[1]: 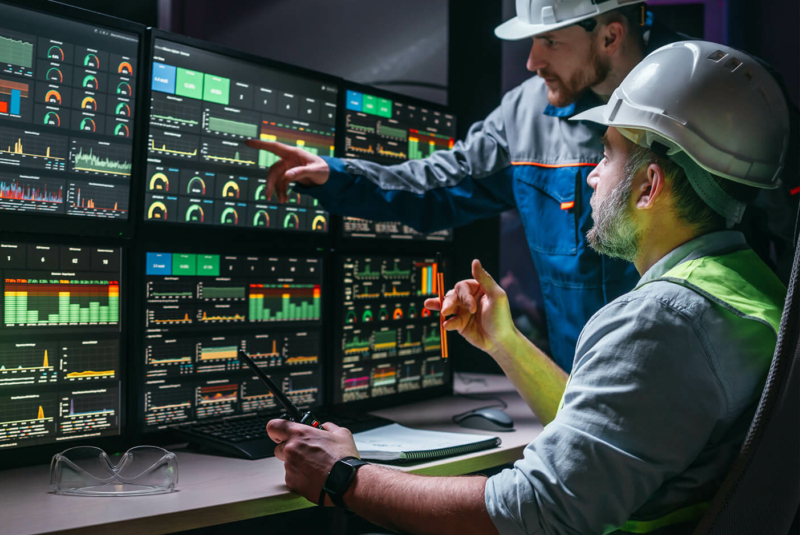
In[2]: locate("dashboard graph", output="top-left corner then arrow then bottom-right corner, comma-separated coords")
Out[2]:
342,87 -> 455,241
0,342 -> 57,387
145,37 -> 333,233
70,140 -> 132,176
150,92 -> 201,132
0,241 -> 122,449
142,250 -> 324,431
4,278 -> 119,327
201,137 -> 258,167
0,4 -> 139,226
0,127 -> 68,171
334,255 -> 451,405
66,181 -> 129,217
60,339 -> 118,381
149,130 -> 199,159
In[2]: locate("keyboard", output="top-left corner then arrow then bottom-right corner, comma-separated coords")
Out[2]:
173,412 -> 394,460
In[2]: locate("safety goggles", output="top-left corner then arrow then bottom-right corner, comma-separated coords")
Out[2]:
50,445 -> 178,496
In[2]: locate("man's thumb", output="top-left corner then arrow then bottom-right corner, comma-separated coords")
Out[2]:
472,259 -> 501,296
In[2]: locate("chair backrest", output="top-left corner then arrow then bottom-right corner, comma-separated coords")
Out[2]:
692,210 -> 800,535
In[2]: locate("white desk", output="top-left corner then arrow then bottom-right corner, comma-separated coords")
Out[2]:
0,374 -> 542,535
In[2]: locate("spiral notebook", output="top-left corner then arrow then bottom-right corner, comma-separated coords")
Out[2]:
353,423 -> 502,462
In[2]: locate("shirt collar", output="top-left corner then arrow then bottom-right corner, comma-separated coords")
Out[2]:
635,231 -> 748,289
543,89 -> 602,118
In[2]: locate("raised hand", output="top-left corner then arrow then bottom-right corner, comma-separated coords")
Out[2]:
424,259 -> 517,356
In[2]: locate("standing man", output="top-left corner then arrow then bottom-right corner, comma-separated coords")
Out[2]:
247,0 -> 677,372
265,41 -> 790,535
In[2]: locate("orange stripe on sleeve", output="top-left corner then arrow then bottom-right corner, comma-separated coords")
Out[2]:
511,161 -> 598,168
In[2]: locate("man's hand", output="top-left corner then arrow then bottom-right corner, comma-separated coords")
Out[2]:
244,139 -> 330,203
267,419 -> 359,506
424,259 -> 517,356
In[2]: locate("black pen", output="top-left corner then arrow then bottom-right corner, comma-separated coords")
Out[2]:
237,349 -> 325,430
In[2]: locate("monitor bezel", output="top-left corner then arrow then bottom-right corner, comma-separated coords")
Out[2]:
0,0 -> 147,240
137,29 -> 342,246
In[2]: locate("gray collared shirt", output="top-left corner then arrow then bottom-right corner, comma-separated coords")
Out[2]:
485,231 -> 777,534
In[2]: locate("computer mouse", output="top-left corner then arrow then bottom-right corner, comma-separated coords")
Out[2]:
457,408 -> 514,432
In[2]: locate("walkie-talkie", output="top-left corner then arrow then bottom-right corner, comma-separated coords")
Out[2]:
237,349 -> 325,430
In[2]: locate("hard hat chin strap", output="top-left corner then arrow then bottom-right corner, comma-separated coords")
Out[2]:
671,151 -> 746,228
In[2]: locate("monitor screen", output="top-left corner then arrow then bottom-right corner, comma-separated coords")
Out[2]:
332,255 -> 452,406
0,241 -> 122,449
142,250 -> 323,430
0,2 -> 139,222
144,36 -> 335,233
341,88 -> 456,242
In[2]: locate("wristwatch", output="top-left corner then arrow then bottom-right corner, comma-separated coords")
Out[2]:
320,456 -> 369,508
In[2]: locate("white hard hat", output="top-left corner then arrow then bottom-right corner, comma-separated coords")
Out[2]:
572,41 -> 791,224
495,0 -> 646,41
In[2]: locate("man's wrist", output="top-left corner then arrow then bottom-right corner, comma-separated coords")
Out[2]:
489,326 -> 525,364
341,462 -> 376,509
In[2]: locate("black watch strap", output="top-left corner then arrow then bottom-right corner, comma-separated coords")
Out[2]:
322,456 -> 369,508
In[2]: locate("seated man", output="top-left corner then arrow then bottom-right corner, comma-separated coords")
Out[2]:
265,41 -> 790,535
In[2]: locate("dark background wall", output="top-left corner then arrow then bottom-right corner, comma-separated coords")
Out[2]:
162,0 -> 449,105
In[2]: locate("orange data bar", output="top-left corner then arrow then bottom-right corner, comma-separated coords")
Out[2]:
437,271 -> 448,360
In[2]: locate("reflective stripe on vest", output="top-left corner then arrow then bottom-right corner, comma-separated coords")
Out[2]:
565,248 -> 786,533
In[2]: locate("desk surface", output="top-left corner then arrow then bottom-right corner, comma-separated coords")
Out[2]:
0,374 -> 542,535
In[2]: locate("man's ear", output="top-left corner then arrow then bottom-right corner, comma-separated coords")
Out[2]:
599,21 -> 625,55
635,163 -> 667,211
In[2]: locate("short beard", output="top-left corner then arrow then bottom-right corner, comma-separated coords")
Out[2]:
587,169 -> 640,262
546,39 -> 611,108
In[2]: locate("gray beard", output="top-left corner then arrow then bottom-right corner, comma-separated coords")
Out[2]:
587,172 -> 640,262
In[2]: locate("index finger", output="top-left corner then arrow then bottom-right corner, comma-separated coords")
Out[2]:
267,418 -> 305,444
424,297 -> 441,311
245,139 -> 295,158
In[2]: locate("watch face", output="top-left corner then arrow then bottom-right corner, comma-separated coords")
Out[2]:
325,461 -> 356,494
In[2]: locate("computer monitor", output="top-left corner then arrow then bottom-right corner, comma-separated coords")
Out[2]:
339,83 -> 457,242
143,31 -> 337,234
331,255 -> 453,408
0,0 -> 143,237
141,250 -> 324,431
0,240 -> 123,450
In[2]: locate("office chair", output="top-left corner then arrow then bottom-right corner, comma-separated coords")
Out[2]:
692,208 -> 800,535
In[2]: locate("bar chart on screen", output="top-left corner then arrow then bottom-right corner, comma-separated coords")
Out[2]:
3,278 -> 119,327
66,181 -> 129,217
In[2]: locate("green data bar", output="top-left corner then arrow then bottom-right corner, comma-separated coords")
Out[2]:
378,123 -> 407,139
208,116 -> 258,138
203,286 -> 245,299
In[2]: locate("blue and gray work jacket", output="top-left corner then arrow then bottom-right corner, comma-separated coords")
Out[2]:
307,21 -> 681,372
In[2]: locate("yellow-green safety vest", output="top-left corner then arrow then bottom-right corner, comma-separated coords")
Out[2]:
557,249 -> 786,534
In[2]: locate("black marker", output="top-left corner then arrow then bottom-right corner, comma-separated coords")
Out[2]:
238,349 -> 325,430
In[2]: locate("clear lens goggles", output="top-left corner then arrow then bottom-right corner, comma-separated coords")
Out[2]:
50,445 -> 178,496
